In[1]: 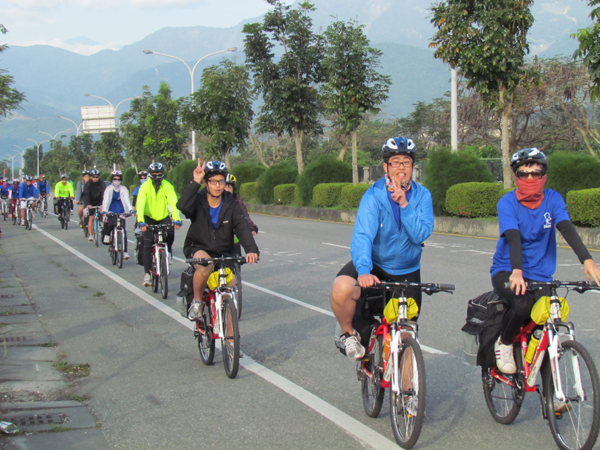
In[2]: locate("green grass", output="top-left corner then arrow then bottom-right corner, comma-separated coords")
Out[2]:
45,339 -> 58,347
52,361 -> 90,377
69,394 -> 90,402
50,425 -> 73,432
92,292 -> 104,297
80,285 -> 88,289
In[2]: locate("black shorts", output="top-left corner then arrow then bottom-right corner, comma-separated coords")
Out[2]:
186,248 -> 236,271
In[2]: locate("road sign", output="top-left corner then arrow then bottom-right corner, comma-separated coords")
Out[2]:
81,105 -> 117,134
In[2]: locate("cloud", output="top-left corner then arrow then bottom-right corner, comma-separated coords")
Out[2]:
11,38 -> 120,55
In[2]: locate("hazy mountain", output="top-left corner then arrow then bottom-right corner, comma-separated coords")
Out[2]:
0,0 -> 593,155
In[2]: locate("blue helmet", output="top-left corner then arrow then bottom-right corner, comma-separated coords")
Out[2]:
382,136 -> 416,161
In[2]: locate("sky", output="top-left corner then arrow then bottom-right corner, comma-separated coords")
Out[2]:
1,0 -> 295,56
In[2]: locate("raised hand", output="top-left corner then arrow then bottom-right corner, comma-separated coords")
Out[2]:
193,159 -> 205,184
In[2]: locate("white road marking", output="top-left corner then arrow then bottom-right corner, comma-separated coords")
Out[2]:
34,224 -> 399,450
323,242 -> 350,249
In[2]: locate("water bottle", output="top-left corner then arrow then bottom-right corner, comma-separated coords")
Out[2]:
383,332 -> 392,360
525,329 -> 543,364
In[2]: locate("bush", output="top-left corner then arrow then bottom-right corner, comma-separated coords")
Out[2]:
231,163 -> 266,188
296,155 -> 352,206
274,184 -> 298,205
123,167 -> 137,188
445,182 -> 503,218
239,182 -> 257,202
255,162 -> 298,204
497,187 -> 514,204
69,170 -> 80,181
423,148 -> 494,215
567,188 -> 600,227
340,184 -> 371,209
99,171 -> 111,182
167,160 -> 198,197
546,152 -> 600,199
313,183 -> 352,207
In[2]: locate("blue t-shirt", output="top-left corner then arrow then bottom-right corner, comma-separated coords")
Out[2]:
491,189 -> 570,281
108,189 -> 125,214
209,204 -> 221,229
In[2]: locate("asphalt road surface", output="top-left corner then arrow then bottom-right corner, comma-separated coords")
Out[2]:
2,211 -> 599,450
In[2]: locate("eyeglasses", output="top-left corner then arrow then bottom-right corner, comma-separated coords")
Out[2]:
207,179 -> 226,186
112,178 -> 122,182
516,170 -> 543,180
387,160 -> 413,168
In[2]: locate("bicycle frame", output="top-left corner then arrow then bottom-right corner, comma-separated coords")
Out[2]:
151,226 -> 168,278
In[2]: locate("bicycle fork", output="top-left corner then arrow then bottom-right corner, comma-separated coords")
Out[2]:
389,325 -> 418,395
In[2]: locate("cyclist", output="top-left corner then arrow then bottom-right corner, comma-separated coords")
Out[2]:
177,160 -> 259,320
8,179 -> 19,219
330,136 -> 434,360
37,174 -> 50,215
223,173 -> 258,255
18,175 -> 39,226
136,162 -> 181,287
76,170 -> 90,227
132,170 -> 148,210
101,170 -> 133,260
54,174 -> 75,220
491,147 -> 600,375
83,169 -> 106,242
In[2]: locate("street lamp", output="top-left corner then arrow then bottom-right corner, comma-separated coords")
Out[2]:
12,146 -> 25,178
37,129 -> 70,141
1,154 -> 18,180
143,47 -> 237,159
56,115 -> 82,136
25,137 -> 49,178
83,93 -> 141,128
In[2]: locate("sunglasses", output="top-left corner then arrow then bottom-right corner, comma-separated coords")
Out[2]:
91,175 -> 100,179
516,170 -> 543,180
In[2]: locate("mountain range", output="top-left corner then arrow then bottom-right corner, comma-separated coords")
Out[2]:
0,0 -> 593,156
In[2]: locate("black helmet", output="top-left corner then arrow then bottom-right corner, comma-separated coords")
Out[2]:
204,160 -> 228,180
148,162 -> 164,174
382,136 -> 417,161
510,148 -> 548,174
90,169 -> 100,176
82,170 -> 90,176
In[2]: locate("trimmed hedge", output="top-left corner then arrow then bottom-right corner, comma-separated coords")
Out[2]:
497,187 -> 514,203
231,163 -> 266,188
313,183 -> 352,207
255,162 -> 298,204
445,182 -> 503,218
167,160 -> 197,197
239,182 -> 258,203
567,188 -> 600,227
547,152 -> 600,199
296,155 -> 352,206
274,184 -> 298,205
340,184 -> 371,209
123,167 -> 137,188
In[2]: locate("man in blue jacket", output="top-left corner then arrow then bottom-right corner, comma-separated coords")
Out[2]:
18,175 -> 39,226
330,136 -> 434,360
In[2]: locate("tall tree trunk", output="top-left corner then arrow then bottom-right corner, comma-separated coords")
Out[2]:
294,126 -> 304,174
224,150 -> 230,169
351,129 -> 358,184
337,146 -> 348,161
500,88 -> 513,189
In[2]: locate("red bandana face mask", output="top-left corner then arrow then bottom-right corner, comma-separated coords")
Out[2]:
515,175 -> 547,209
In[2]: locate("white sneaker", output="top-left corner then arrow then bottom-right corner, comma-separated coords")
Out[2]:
340,330 -> 365,361
88,235 -> 93,242
495,338 -> 517,374
123,252 -> 130,260
143,274 -> 151,287
188,300 -> 201,321
103,235 -> 110,244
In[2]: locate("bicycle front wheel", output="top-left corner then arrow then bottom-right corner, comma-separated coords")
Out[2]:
151,253 -> 159,293
159,249 -> 168,299
362,325 -> 385,418
221,296 -> 240,379
197,302 -> 215,365
544,340 -> 600,450
233,261 -> 243,319
390,336 -> 426,449
117,231 -> 124,269
94,218 -> 100,247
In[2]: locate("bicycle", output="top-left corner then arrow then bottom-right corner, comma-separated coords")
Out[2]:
88,207 -> 102,246
147,224 -> 171,299
38,194 -> 49,218
56,198 -> 71,230
185,256 -> 248,379
105,212 -> 132,269
22,198 -> 36,231
232,255 -> 243,319
482,280 -> 600,450
350,281 -> 454,449
0,196 -> 8,221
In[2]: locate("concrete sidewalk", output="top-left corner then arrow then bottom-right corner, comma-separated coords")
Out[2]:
0,226 -> 109,449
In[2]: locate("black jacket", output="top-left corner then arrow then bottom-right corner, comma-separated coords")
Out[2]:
177,182 -> 259,258
83,179 -> 106,207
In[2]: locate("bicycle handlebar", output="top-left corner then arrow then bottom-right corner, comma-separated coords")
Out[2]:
503,279 -> 600,292
354,280 -> 455,294
105,212 -> 134,218
185,256 -> 253,266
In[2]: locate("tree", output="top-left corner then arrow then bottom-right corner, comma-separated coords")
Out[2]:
430,0 -> 534,188
41,140 -> 72,177
573,0 -> 600,100
23,146 -> 40,176
180,60 -> 254,168
397,97 -> 451,153
69,134 -> 94,170
94,132 -> 125,168
243,0 -> 326,174
0,25 -> 25,119
121,86 -> 154,165
322,19 -> 391,184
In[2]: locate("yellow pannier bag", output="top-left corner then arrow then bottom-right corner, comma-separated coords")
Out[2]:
207,268 -> 234,290
530,296 -> 569,325
383,297 -> 419,324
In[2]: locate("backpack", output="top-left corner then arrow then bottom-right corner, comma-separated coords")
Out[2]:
176,266 -> 195,318
461,291 -> 506,368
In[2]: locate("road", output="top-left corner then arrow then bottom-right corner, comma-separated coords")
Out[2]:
2,212 -> 599,450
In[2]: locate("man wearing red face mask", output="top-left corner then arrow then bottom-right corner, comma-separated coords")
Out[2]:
490,148 -> 600,375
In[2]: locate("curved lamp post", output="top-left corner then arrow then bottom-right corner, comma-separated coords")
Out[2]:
56,115 -> 82,136
83,93 -> 140,128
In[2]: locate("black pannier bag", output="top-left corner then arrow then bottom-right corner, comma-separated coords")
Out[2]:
176,266 -> 195,318
461,291 -> 506,368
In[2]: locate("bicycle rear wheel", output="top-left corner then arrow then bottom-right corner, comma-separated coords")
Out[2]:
362,325 -> 385,418
64,210 -> 69,230
482,345 -> 525,425
159,249 -> 168,299
221,296 -> 240,379
544,340 -> 600,450
117,231 -> 124,269
390,336 -> 426,449
233,261 -> 243,319
27,209 -> 32,230
197,302 -> 215,365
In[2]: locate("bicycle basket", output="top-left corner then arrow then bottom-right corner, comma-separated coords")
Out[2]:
383,297 -> 419,323
207,268 -> 233,290
530,296 -> 569,324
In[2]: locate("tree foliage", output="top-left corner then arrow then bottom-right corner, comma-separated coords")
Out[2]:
573,0 -> 600,101
94,132 -> 124,168
0,25 -> 25,119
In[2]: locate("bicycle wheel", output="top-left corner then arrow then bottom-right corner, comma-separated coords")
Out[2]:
362,325 -> 385,418
197,302 -> 215,365
390,336 -> 426,449
12,211 -> 16,225
159,249 -> 168,299
233,261 -> 243,319
117,231 -> 124,269
482,345 -> 525,425
221,296 -> 240,379
94,218 -> 100,247
110,235 -> 117,265
27,209 -> 32,230
544,340 -> 600,450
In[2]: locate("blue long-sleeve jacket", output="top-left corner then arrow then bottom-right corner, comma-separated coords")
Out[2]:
18,182 -> 39,199
351,177 -> 434,276
0,183 -> 9,198
37,180 -> 50,194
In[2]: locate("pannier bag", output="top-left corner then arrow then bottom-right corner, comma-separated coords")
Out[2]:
461,291 -> 505,367
176,266 -> 195,317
